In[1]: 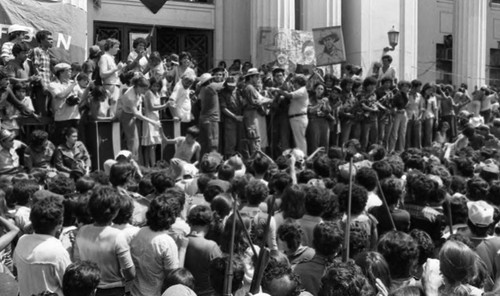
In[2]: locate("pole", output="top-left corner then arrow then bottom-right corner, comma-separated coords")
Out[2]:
376,176 -> 397,231
343,158 -> 353,262
447,200 -> 454,235
222,198 -> 238,296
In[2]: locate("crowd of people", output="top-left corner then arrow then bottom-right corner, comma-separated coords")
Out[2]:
1,23 -> 500,296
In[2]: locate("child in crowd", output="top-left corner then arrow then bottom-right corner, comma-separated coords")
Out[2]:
164,125 -> 201,165
0,83 -> 34,136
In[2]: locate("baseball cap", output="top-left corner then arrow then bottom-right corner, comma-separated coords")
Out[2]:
467,200 -> 494,227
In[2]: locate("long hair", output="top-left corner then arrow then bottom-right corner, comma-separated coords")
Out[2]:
439,240 -> 477,296
280,184 -> 306,219
220,213 -> 251,255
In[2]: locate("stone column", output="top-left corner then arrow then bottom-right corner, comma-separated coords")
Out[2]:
214,0 -> 224,66
301,0 -> 341,29
398,0 -> 418,81
250,0 -> 295,65
452,0 -> 487,88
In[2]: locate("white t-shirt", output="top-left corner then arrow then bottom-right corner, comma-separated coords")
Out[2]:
130,226 -> 179,296
74,225 -> 134,289
99,52 -> 120,85
289,86 -> 309,115
170,80 -> 193,122
14,234 -> 71,296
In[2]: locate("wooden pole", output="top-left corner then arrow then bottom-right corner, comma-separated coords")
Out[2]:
376,176 -> 397,231
447,200 -> 454,235
222,198 -> 238,296
343,158 -> 354,262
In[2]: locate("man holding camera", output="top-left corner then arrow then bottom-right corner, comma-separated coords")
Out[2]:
47,63 -> 80,145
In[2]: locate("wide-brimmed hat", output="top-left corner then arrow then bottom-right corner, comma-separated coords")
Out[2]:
54,63 -> 71,73
468,200 -> 494,227
243,68 -> 260,78
198,73 -> 213,85
8,24 -> 28,34
318,31 -> 339,45
0,129 -> 15,142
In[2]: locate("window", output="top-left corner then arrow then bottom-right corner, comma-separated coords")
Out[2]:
490,48 -> 500,87
436,36 -> 453,85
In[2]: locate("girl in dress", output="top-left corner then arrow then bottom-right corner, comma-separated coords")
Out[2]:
142,76 -> 169,167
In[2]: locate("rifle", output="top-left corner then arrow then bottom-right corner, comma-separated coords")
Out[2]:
222,196 -> 238,296
249,195 -> 276,294
342,158 -> 354,262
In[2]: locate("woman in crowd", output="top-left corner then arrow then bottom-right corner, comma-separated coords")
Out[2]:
129,193 -> 180,296
87,85 -> 112,121
74,186 -> 135,296
306,82 -> 332,152
127,37 -> 149,74
119,75 -> 161,162
53,127 -> 91,179
273,184 -> 306,231
142,76 -> 169,167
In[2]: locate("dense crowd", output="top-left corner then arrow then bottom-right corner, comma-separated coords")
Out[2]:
1,24 -> 500,296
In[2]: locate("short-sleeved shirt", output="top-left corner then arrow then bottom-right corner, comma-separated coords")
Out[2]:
130,227 -> 179,296
121,86 -> 142,114
127,51 -> 149,73
74,225 -> 134,289
289,86 -> 309,115
170,80 -> 193,122
14,234 -> 71,296
5,59 -> 29,82
48,80 -> 81,121
0,139 -> 23,174
199,84 -> 220,123
1,42 -> 14,62
99,52 -> 120,85
174,137 -> 200,163
406,92 -> 424,120
32,47 -> 52,89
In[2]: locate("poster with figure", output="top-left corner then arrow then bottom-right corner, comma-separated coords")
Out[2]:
313,26 -> 346,66
256,27 -> 315,75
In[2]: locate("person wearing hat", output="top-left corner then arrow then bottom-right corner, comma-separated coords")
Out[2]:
198,72 -> 221,157
1,24 -> 29,64
316,30 -> 344,66
0,129 -> 26,175
47,62 -> 80,145
219,76 -> 243,157
241,68 -> 273,156
466,200 -> 495,248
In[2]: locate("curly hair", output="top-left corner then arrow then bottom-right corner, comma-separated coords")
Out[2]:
13,180 -> 39,206
29,129 -> 49,149
62,261 -> 101,296
409,229 -> 434,266
321,191 -> 340,221
488,180 -> 500,206
47,174 -> 76,196
146,194 -> 180,232
377,231 -> 419,279
318,261 -> 375,296
372,160 -> 393,180
297,169 -> 317,184
355,167 -> 378,192
262,258 -> 302,296
380,177 -> 404,206
313,155 -> 331,178
269,172 -> 293,194
313,221 -> 343,258
386,156 -> 404,178
406,171 -> 436,205
280,184 -> 306,219
304,186 -> 327,216
277,222 -> 303,253
30,195 -> 64,234
112,195 -> 134,225
339,184 -> 368,215
467,176 -> 489,201
454,157 -> 475,178
350,225 -> 370,259
245,179 -> 269,206
187,204 -> 213,226
88,186 -> 120,224
354,251 -> 391,290
151,171 -> 174,194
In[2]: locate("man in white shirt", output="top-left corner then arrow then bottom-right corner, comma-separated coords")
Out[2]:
14,195 -> 70,296
280,75 -> 310,155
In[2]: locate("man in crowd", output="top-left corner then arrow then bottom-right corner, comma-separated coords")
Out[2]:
31,30 -> 54,116
270,67 -> 292,156
1,24 -> 29,64
197,73 -> 221,157
219,76 -> 243,158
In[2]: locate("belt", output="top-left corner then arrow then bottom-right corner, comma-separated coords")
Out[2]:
289,113 -> 307,119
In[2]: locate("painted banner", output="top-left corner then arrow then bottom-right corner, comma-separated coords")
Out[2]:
0,0 -> 87,63
312,26 -> 346,66
256,27 -> 315,75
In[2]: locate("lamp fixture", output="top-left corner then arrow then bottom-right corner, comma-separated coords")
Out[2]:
384,26 -> 400,52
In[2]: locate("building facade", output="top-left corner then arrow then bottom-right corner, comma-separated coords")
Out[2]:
88,0 -> 500,87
